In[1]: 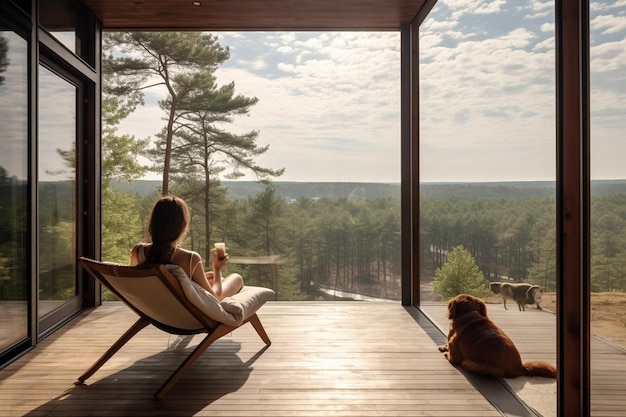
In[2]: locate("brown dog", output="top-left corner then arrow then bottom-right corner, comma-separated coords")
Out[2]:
438,294 -> 556,378
490,282 -> 543,311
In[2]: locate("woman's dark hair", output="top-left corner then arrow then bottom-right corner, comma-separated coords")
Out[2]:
145,196 -> 190,264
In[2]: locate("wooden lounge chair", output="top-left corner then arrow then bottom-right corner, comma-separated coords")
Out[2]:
77,257 -> 274,399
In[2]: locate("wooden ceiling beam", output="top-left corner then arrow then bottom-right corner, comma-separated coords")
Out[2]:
80,0 -> 428,31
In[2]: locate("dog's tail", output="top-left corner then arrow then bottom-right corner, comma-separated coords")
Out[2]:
523,361 -> 557,378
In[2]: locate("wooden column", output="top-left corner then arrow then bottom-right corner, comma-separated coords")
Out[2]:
406,0 -> 438,307
555,0 -> 590,415
410,21 -> 420,307
400,23 -> 413,306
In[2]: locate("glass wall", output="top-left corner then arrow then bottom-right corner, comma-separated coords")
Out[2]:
102,31 -> 402,302
419,1 -> 556,416
0,30 -> 29,353
0,0 -> 95,364
590,1 -> 626,414
39,0 -> 92,65
37,64 -> 78,321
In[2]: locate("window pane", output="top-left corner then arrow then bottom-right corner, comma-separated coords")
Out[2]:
38,65 -> 77,318
104,31 -> 401,301
419,2 -> 557,416
590,1 -> 626,413
0,31 -> 29,352
39,0 -> 90,63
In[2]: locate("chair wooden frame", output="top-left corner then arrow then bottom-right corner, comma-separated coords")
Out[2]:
77,257 -> 271,399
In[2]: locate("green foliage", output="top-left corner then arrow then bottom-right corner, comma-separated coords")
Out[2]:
102,128 -> 149,187
238,186 -> 304,300
0,35 -> 7,85
96,175 -> 626,299
433,245 -> 489,300
101,187 -> 145,264
526,207 -> 556,291
99,181 -> 403,301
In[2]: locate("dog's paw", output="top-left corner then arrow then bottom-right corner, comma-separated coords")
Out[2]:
438,344 -> 448,352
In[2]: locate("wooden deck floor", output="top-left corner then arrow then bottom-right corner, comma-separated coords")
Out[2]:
0,301 -> 623,416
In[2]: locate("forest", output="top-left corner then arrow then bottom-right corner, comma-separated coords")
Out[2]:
3,176 -> 626,303
98,179 -> 626,302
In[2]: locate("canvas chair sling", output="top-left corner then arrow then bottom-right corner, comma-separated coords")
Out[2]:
77,257 -> 271,399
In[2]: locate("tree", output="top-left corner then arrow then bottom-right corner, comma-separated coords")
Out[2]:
100,41 -> 151,263
229,186 -> 303,300
101,48 -> 149,188
100,187 -> 146,264
433,245 -> 489,300
103,32 -> 284,267
526,207 -> 556,291
161,85 -> 284,251
0,35 -> 8,85
104,32 -> 232,195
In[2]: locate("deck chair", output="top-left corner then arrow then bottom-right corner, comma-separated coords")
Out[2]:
77,257 -> 274,399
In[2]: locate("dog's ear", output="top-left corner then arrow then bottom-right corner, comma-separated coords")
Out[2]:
447,298 -> 458,319
478,298 -> 487,317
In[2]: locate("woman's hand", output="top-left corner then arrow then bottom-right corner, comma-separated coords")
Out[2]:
211,247 -> 229,272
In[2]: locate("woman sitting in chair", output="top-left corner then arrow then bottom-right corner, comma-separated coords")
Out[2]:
131,195 -> 244,301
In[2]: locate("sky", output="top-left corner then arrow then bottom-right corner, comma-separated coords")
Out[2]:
2,0 -> 618,184
118,31 -> 402,183
113,0 -> 626,183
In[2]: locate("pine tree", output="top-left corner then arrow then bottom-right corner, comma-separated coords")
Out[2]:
433,245 -> 489,300
104,32 -> 231,195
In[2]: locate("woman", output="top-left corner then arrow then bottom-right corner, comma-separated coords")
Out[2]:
130,195 -> 243,300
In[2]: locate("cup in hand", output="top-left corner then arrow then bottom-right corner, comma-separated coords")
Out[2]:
214,242 -> 227,260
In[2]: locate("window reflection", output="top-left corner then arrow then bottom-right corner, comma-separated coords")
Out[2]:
39,0 -> 89,62
0,31 -> 29,352
38,65 -> 77,318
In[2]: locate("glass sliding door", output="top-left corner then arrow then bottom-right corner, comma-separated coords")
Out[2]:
37,63 -> 82,334
590,2 -> 626,414
0,30 -> 29,354
418,2 -> 557,416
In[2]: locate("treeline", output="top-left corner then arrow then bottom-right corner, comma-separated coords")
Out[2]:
421,191 -> 626,293
102,180 -> 626,301
3,178 -> 626,302
111,179 -> 401,200
102,183 -> 402,301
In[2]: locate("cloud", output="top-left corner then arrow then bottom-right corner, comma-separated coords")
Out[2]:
116,1 -> 626,183
215,33 -> 401,182
592,14 -> 626,35
418,0 -> 626,182
419,1 -> 557,182
119,32 -> 401,182
441,0 -> 507,20
0,34 -> 29,180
